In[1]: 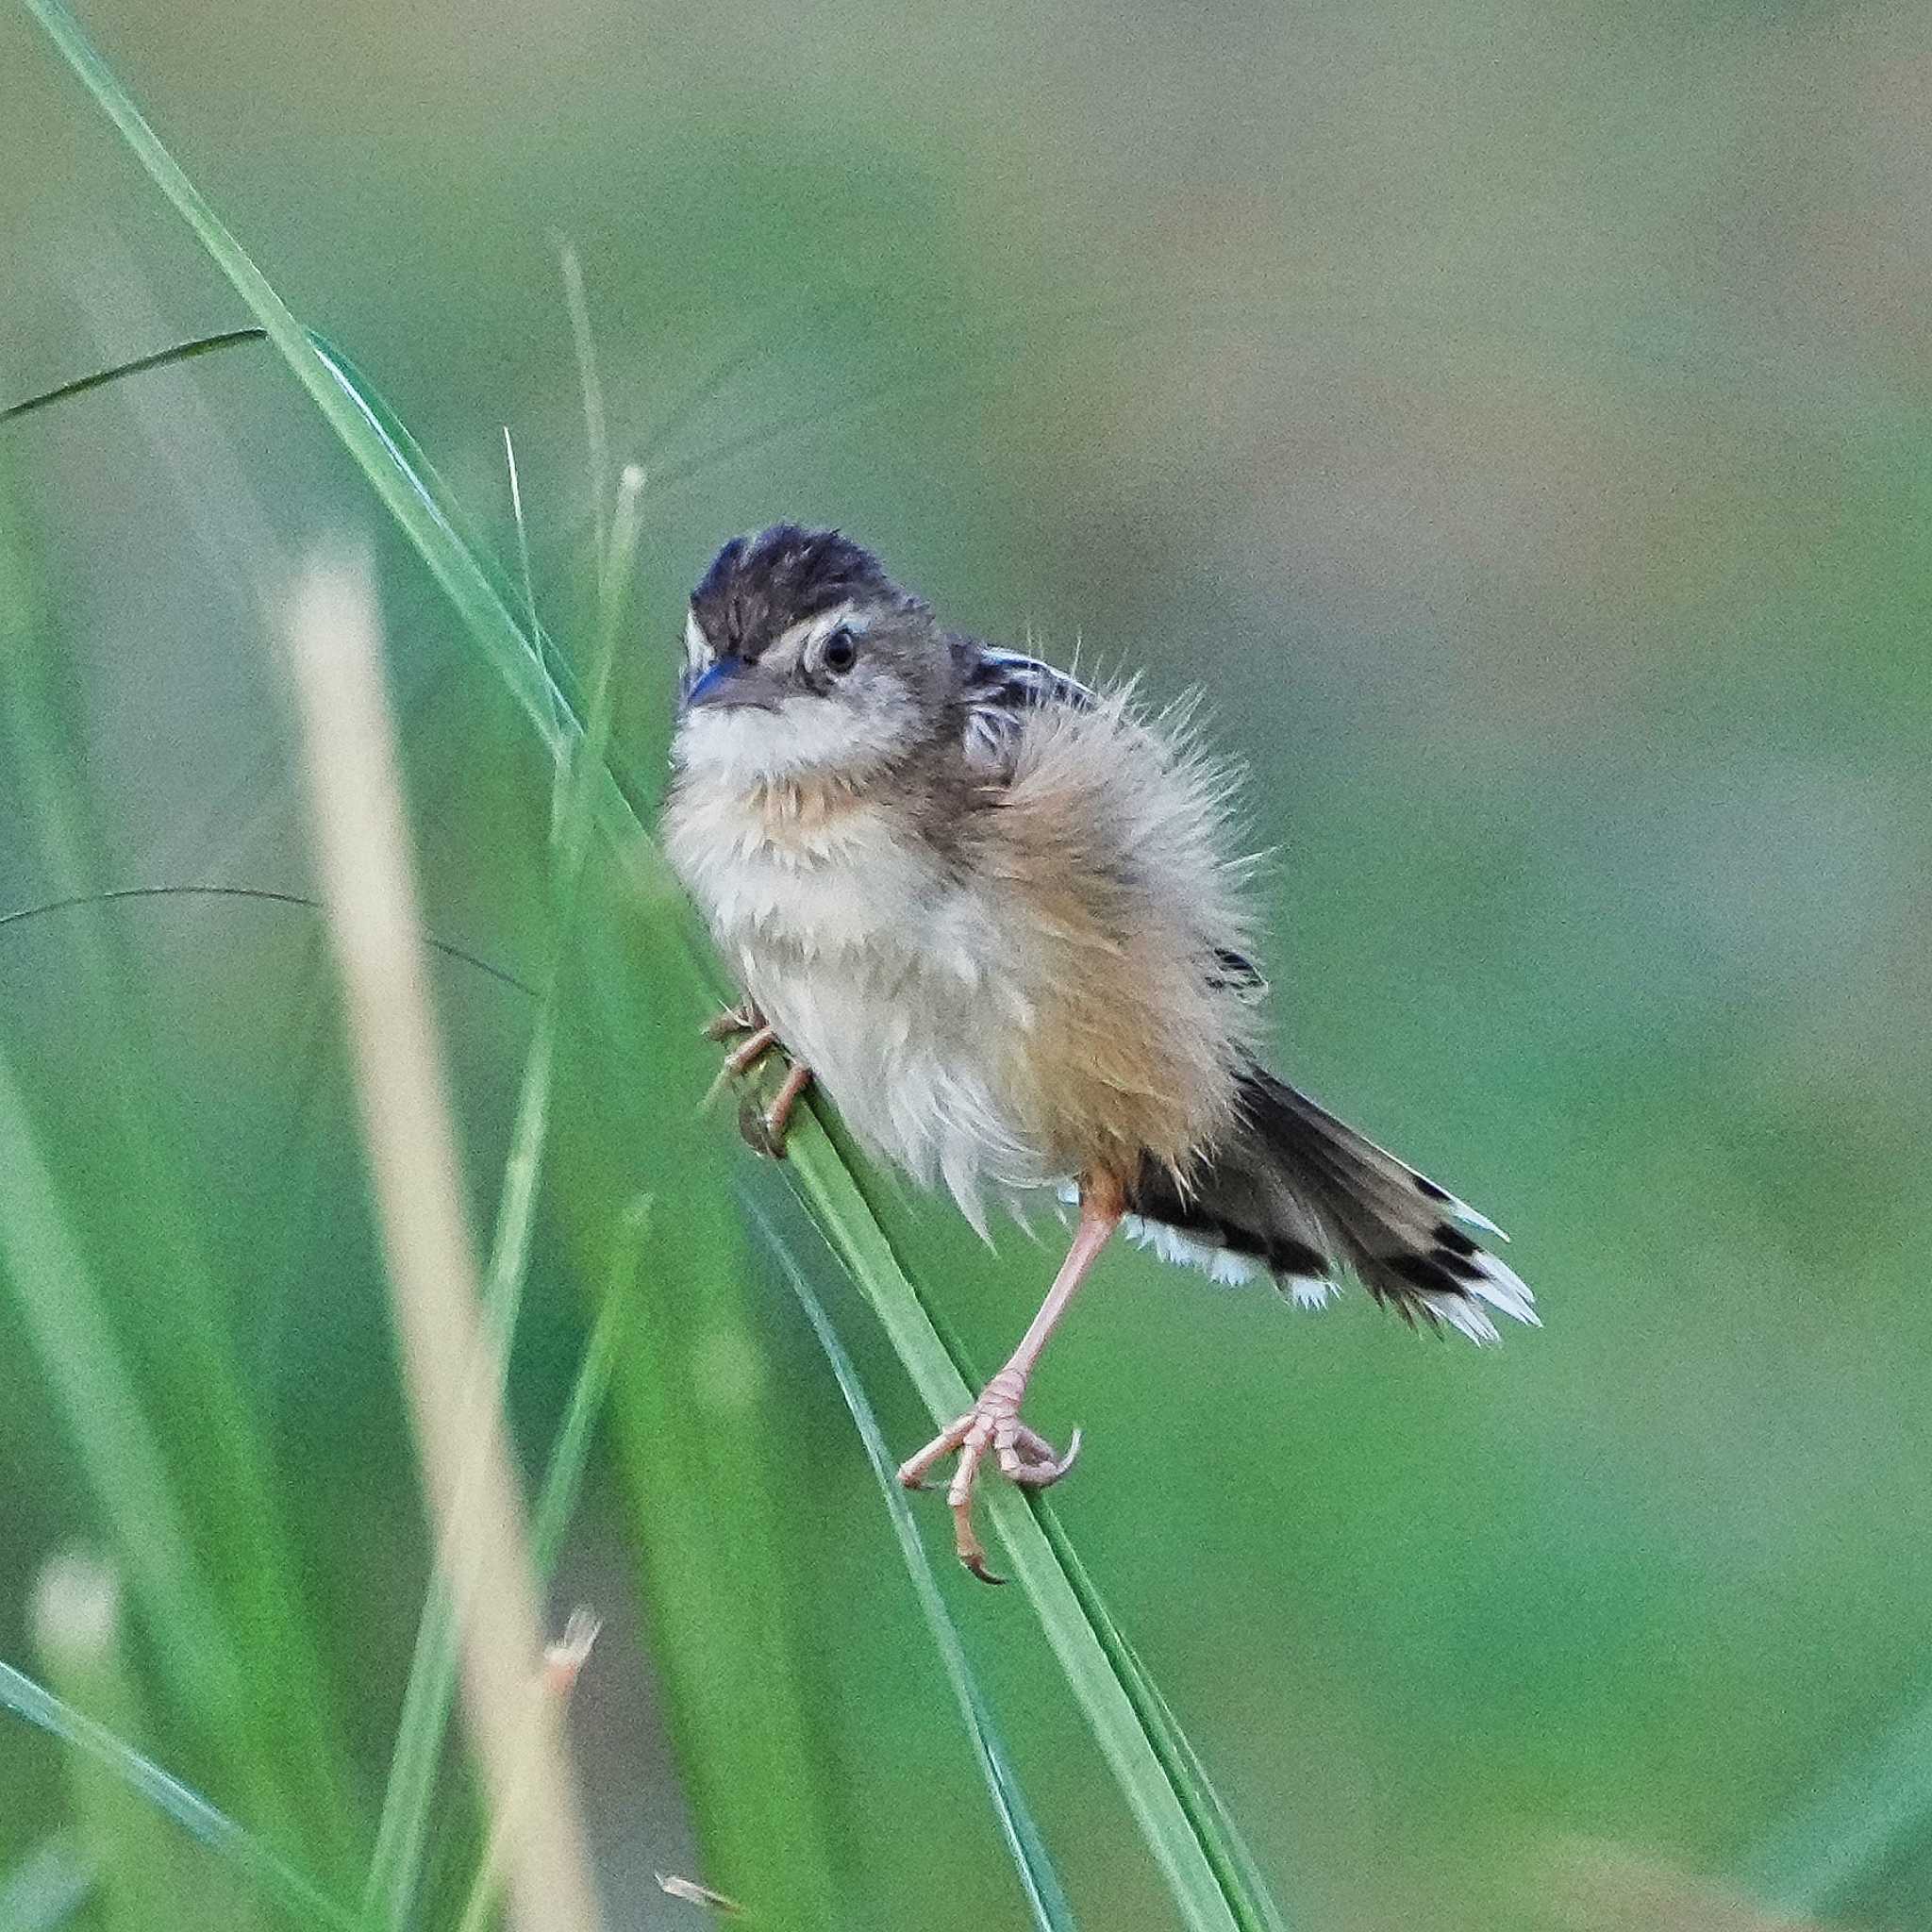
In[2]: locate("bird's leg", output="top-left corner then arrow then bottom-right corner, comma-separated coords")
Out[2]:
701,997 -> 816,1158
897,1175 -> 1123,1584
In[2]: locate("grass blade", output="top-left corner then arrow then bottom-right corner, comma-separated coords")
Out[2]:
19,16 -> 1289,1921
788,1115 -> 1265,1930
529,1255 -> 632,1575
363,482 -> 639,1928
446,1276 -> 630,1932
757,1200 -> 1078,1932
1031,1515 -> 1291,1932
31,1554 -> 186,1932
286,550 -> 604,1932
557,240 -> 610,570
1,428 -> 358,1883
0,1035 -> 277,1828
0,1661 -> 358,1932
24,0 -> 576,766
0,327 -> 266,425
0,885 -> 535,995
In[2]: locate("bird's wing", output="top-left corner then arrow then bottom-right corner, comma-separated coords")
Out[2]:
1208,946 -> 1270,1002
958,644 -> 1099,770
958,645 -> 1270,1002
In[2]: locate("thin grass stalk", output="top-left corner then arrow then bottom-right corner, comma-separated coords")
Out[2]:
30,1555 -> 188,1932
0,886 -> 536,993
380,1227 -> 630,1932
758,1202 -> 1079,1932
557,242 -> 610,571
0,1661 -> 358,1932
0,327 -> 266,424
0,429 -> 356,1880
284,550 -> 602,1932
362,474 -> 642,1931
499,425 -> 567,766
529,1260 -> 633,1574
560,903 -> 846,1925
0,1035 -> 267,1814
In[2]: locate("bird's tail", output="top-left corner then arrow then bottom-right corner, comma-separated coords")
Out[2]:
1124,1065 -> 1537,1342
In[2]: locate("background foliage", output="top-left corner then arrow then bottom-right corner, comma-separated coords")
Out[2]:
5,1 -> 1932,1926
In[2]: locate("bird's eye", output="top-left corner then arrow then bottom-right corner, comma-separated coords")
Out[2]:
820,626 -> 858,675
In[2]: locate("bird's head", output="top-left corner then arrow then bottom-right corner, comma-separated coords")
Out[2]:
674,525 -> 954,788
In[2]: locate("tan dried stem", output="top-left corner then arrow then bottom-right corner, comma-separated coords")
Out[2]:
285,551 -> 603,1932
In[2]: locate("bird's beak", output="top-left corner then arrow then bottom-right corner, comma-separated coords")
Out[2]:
684,658 -> 784,713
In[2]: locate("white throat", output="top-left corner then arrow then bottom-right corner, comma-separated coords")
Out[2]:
673,691 -> 912,791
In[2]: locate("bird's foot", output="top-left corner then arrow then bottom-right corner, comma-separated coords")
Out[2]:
702,1002 -> 813,1158
895,1367 -> 1082,1584
703,998 -> 765,1046
738,1061 -> 814,1159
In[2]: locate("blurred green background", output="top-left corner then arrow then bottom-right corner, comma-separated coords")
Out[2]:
5,0 -> 1932,1926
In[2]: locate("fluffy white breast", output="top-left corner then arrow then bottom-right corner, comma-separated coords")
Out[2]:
662,770 -> 1053,1224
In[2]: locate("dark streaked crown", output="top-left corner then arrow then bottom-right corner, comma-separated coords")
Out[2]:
690,525 -> 910,660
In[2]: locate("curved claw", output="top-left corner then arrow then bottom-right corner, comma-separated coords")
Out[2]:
962,1548 -> 1008,1587
737,1095 -> 784,1159
744,1061 -> 813,1159
903,1398 -> 1082,1584
1008,1424 -> 1082,1490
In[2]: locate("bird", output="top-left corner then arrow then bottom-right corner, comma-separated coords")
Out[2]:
662,524 -> 1536,1581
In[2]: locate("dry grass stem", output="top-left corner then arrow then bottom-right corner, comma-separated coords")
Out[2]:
284,551 -> 603,1932
655,1872 -> 744,1916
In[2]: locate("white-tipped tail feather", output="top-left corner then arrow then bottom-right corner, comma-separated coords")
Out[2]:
1124,1066 -> 1537,1342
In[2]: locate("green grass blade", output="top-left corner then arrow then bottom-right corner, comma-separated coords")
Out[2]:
557,240 -> 610,572
782,1113 -> 1260,1931
758,1202 -> 1078,1932
553,858 -> 848,1925
0,1038 -> 270,1821
302,332 -> 542,656
0,328 -> 266,425
19,19 -> 1285,1918
0,886 -> 535,996
1030,1516 -> 1291,1932
24,0 -> 575,764
0,1662 -> 359,1932
529,1256 -> 631,1574
31,1554 -> 188,1932
0,453 -> 359,1878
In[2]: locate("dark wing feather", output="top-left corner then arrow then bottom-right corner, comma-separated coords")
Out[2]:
958,644 -> 1098,769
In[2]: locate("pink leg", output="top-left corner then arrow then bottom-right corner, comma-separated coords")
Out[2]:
897,1177 -> 1123,1583
701,1016 -> 777,1114
748,1060 -> 814,1158
720,1024 -> 777,1077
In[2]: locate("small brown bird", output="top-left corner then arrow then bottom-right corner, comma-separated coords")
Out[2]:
663,526 -> 1535,1580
